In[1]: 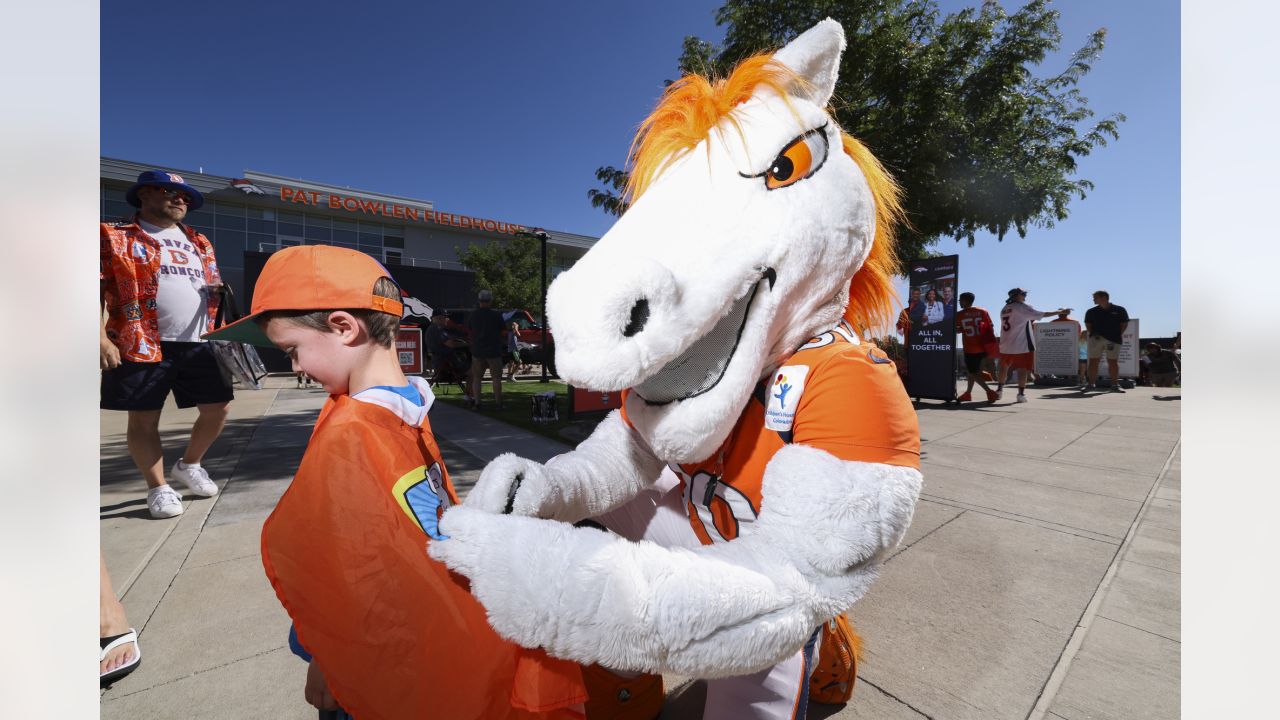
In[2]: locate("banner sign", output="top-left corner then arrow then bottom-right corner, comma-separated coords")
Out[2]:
277,185 -> 527,235
1033,320 -> 1081,376
568,386 -> 623,419
904,255 -> 959,400
1096,318 -> 1140,378
396,327 -> 423,375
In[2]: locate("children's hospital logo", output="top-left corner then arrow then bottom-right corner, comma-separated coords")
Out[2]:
764,365 -> 809,432
773,373 -> 793,409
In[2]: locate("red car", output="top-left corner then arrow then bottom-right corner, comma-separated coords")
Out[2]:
434,307 -> 556,375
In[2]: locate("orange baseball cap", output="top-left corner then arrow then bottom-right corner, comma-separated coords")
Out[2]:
203,245 -> 403,347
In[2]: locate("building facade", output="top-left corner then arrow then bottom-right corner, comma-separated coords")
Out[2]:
100,156 -> 599,311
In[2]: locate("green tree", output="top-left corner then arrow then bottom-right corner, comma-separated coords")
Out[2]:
587,0 -> 1124,264
456,234 -> 558,311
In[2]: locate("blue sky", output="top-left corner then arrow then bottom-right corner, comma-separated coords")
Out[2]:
101,0 -> 1179,336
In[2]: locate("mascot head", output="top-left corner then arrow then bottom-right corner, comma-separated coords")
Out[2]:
547,19 -> 904,462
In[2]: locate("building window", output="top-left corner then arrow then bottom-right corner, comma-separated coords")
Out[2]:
247,232 -> 275,253
384,235 -> 404,249
216,214 -> 246,231
385,250 -> 402,265
103,200 -> 134,223
217,230 -> 246,264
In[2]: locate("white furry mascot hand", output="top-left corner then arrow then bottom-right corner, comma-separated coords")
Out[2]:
463,411 -> 664,521
430,445 -> 921,676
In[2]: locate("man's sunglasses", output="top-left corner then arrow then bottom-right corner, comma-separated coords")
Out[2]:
150,187 -> 194,205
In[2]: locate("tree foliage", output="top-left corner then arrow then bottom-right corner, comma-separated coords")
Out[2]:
587,0 -> 1124,264
456,235 -> 558,311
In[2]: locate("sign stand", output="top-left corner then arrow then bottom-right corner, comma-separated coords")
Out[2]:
903,255 -> 960,403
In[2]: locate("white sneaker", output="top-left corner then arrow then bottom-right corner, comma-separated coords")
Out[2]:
1016,393 -> 1028,403
147,486 -> 184,519
170,461 -> 219,497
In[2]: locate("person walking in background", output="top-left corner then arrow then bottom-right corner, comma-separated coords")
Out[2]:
1144,342 -> 1180,387
504,321 -> 523,381
997,288 -> 1071,403
100,170 -> 230,519
467,289 -> 506,410
955,292 -> 1000,403
1083,290 -> 1130,392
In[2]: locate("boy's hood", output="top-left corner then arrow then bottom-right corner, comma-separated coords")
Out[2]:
351,376 -> 435,428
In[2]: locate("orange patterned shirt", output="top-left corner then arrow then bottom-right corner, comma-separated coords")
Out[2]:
100,219 -> 222,362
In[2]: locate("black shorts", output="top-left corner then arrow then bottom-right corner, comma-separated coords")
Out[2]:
964,352 -> 987,374
101,341 -> 234,411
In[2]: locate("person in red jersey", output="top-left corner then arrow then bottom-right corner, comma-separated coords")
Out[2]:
954,292 -> 999,403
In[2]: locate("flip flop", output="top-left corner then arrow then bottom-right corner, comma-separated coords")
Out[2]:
100,628 -> 142,687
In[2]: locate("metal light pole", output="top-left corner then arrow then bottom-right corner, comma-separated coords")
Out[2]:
518,227 -> 551,383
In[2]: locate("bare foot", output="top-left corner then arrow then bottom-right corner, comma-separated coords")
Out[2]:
100,598 -> 136,675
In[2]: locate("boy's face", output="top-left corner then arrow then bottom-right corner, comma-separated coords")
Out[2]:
264,316 -> 359,395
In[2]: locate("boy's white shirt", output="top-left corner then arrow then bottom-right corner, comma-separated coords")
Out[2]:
350,376 -> 435,428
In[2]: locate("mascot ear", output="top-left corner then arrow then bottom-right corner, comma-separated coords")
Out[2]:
772,18 -> 846,108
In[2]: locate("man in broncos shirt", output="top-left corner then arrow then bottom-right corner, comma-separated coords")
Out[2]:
100,171 -> 231,519
997,288 -> 1071,403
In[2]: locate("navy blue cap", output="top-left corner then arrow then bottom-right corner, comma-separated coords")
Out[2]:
125,170 -> 205,211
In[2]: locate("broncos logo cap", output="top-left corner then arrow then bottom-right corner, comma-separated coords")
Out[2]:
125,169 -> 206,210
203,245 -> 403,347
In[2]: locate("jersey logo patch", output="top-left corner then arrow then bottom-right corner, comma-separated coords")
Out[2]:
765,364 -> 809,432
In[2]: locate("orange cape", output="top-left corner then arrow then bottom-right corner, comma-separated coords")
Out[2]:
261,394 -> 586,719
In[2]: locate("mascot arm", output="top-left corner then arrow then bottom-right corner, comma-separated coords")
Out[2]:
430,443 -> 922,677
463,410 -> 665,522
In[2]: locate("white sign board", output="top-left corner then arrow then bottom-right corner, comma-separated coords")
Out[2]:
1096,318 -> 1139,378
1034,321 -> 1081,376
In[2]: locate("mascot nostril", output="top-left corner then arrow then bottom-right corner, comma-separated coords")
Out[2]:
622,298 -> 650,337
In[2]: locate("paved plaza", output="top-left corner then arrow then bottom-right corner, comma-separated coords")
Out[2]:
100,378 -> 1180,719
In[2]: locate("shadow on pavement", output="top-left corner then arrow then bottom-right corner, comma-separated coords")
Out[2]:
1153,395 -> 1181,401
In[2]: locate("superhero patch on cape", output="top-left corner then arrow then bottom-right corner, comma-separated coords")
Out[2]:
391,462 -> 453,540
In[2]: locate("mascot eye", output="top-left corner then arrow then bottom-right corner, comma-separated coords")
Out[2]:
740,124 -> 830,191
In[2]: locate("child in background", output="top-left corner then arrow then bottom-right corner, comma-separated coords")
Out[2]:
203,246 -> 586,720
505,321 -> 523,381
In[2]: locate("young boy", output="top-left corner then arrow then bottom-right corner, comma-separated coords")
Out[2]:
204,246 -> 586,720
954,292 -> 1000,404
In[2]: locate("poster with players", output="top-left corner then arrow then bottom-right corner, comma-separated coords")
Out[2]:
904,254 -> 959,400
1033,321 -> 1080,376
1096,318 -> 1140,378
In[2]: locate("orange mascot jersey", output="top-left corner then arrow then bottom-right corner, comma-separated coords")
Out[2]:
625,323 -> 920,545
261,386 -> 587,720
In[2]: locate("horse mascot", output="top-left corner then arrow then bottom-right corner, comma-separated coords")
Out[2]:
431,19 -> 923,719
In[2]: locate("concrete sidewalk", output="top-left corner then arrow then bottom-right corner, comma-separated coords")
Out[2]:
100,381 -> 1179,719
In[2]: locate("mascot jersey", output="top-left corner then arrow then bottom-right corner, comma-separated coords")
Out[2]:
261,377 -> 587,720
624,323 -> 920,545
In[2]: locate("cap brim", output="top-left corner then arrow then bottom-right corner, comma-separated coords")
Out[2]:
202,313 -> 273,346
125,181 -> 205,210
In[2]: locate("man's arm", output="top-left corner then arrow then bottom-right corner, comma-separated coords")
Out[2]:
99,232 -> 121,370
